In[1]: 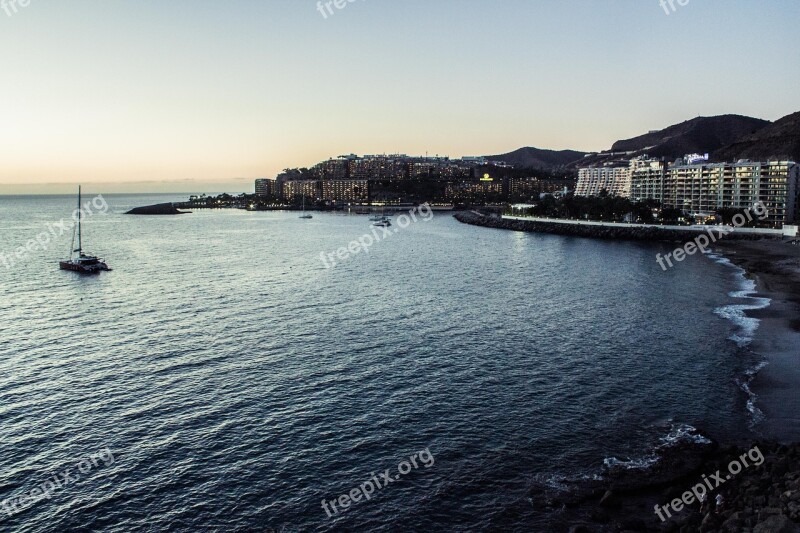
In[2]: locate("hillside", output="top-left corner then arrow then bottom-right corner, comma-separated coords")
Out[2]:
485,147 -> 587,170
611,114 -> 770,158
485,112 -> 798,171
713,111 -> 800,162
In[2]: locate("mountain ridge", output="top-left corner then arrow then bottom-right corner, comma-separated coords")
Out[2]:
484,147 -> 588,170
487,112 -> 799,170
713,111 -> 800,162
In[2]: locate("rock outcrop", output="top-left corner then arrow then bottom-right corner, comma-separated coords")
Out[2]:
125,203 -> 189,215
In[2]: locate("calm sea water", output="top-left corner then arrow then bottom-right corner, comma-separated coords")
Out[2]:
0,194 -> 763,531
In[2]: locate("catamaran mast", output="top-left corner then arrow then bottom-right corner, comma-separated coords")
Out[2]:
76,186 -> 82,255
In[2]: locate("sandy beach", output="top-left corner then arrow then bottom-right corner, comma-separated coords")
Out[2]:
714,239 -> 800,441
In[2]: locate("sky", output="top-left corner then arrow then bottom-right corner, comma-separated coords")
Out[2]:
1,0 -> 799,194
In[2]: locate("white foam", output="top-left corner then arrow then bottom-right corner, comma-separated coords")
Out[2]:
735,360 -> 769,429
602,455 -> 659,471
705,252 -> 771,346
532,471 -> 604,490
659,423 -> 712,446
602,424 -> 711,471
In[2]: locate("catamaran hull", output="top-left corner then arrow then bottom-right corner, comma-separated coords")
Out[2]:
59,261 -> 110,274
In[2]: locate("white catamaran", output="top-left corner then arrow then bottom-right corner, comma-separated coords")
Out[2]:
59,186 -> 111,274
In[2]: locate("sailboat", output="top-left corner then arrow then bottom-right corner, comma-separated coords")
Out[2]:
299,195 -> 313,219
59,186 -> 111,274
371,205 -> 391,227
372,216 -> 391,227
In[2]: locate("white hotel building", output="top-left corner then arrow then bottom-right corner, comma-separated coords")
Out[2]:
664,160 -> 799,226
576,156 -> 661,198
575,164 -> 631,197
576,151 -> 799,225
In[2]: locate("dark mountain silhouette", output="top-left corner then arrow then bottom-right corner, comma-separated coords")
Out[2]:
487,113 -> 798,172
609,115 -> 770,158
713,111 -> 800,162
485,147 -> 587,170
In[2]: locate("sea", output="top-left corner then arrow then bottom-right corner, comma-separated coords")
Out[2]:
0,193 -> 768,531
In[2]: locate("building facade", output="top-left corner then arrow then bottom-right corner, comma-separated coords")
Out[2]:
575,164 -> 631,197
630,160 -> 668,203
282,180 -> 320,202
255,178 -> 278,197
665,160 -> 799,225
321,180 -> 369,204
445,178 -> 503,201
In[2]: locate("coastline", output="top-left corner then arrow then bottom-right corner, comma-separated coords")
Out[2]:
712,240 -> 800,442
452,212 -> 800,530
452,212 -> 782,242
542,240 -> 800,532
453,210 -> 799,440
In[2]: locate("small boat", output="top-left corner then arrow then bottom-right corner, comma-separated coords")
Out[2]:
59,186 -> 111,274
299,195 -> 313,219
368,207 -> 384,221
370,206 -> 389,224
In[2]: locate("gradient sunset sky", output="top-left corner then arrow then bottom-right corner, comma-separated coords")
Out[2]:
1,0 -> 799,193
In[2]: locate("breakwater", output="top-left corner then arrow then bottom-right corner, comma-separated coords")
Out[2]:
454,212 -> 777,242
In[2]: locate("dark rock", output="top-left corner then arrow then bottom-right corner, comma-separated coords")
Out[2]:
759,507 -> 784,521
700,512 -> 719,532
620,519 -> 647,530
721,512 -> 743,532
125,203 -> 189,215
587,508 -> 610,523
599,490 -> 617,508
753,515 -> 799,533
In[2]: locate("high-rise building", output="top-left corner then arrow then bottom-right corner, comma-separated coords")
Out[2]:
630,159 -> 668,203
445,178 -> 503,201
665,160 -> 799,225
347,156 -> 407,180
321,180 -> 369,204
282,180 -> 320,202
508,177 -> 541,199
255,178 -> 277,197
575,163 -> 631,197
315,158 -> 349,180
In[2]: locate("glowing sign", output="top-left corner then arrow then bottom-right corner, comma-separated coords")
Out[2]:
480,173 -> 493,182
686,153 -> 710,165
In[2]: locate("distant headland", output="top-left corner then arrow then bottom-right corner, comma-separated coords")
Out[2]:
125,203 -> 189,215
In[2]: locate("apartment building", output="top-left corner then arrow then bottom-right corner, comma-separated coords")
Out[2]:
321,180 -> 369,204
665,160 -> 799,225
575,163 -> 631,197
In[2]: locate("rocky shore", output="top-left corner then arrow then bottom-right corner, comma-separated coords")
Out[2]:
533,439 -> 800,532
453,212 -> 778,242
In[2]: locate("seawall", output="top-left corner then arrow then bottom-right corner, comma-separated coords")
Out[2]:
453,212 -> 779,243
